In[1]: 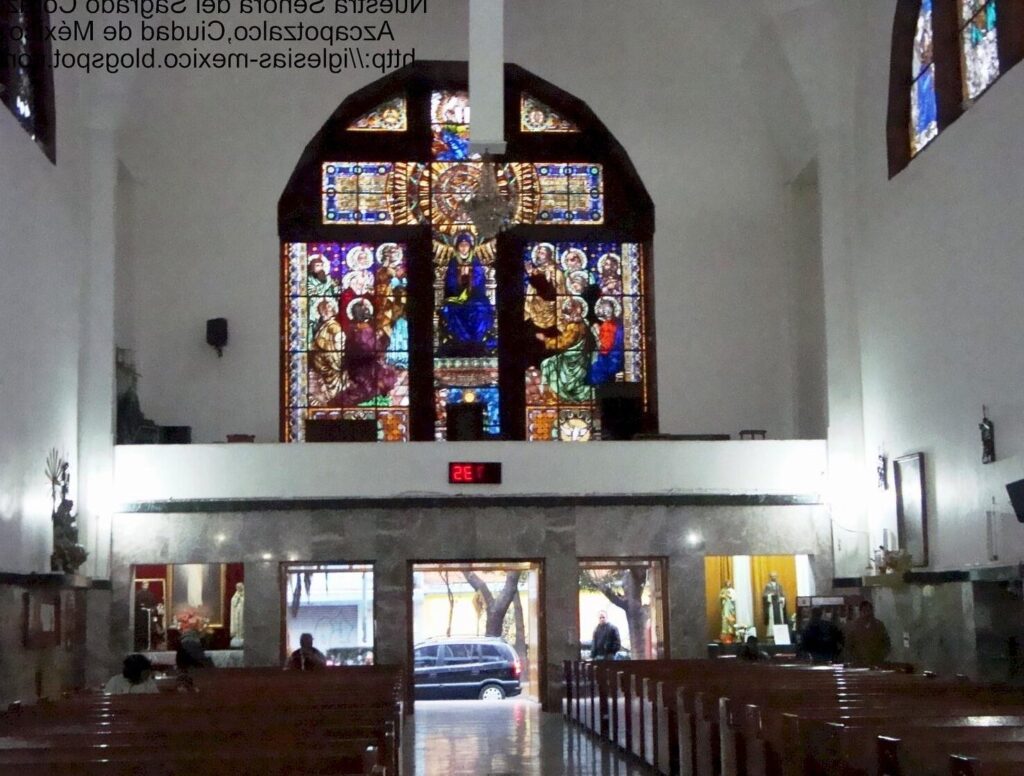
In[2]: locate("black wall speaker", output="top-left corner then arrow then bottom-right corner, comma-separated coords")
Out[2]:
447,403 -> 484,441
597,384 -> 644,441
206,318 -> 228,356
1007,479 -> 1024,523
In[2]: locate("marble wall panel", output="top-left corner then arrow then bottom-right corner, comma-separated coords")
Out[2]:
110,503 -> 831,708
872,582 -> 978,678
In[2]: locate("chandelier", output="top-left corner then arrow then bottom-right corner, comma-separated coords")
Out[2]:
463,153 -> 516,240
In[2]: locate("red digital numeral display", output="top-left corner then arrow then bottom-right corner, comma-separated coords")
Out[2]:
448,462 -> 501,484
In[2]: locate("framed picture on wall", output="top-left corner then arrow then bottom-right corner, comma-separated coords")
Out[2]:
22,589 -> 61,649
894,452 -> 928,567
169,564 -> 225,627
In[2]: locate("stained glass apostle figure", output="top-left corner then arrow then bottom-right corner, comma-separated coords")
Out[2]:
588,296 -> 624,385
439,233 -> 495,356
537,296 -> 593,402
762,571 -> 787,639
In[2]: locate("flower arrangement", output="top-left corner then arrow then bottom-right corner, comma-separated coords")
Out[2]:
175,607 -> 212,636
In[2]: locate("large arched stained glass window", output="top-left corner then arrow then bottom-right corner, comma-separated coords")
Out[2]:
279,62 -> 657,442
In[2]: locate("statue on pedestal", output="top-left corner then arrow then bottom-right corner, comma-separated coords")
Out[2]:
719,581 -> 737,643
45,449 -> 88,574
230,582 -> 245,648
762,572 -> 787,640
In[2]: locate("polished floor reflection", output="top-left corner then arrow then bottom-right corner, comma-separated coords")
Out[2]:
404,699 -> 651,775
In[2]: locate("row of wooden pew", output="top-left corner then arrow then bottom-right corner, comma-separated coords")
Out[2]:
564,658 -> 1024,776
0,666 -> 403,775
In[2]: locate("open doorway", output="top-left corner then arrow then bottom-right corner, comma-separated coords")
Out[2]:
578,558 -> 668,660
410,561 -> 542,705
281,563 -> 375,666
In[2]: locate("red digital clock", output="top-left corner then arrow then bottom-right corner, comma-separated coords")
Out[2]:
448,462 -> 502,484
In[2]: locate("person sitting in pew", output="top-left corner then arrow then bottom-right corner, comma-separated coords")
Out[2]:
738,634 -> 770,661
799,607 -> 843,663
286,632 -> 328,671
843,600 -> 891,667
104,653 -> 159,694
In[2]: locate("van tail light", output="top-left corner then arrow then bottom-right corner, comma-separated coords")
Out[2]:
513,656 -> 521,677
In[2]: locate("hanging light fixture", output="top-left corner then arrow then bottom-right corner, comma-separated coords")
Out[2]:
463,153 -> 515,240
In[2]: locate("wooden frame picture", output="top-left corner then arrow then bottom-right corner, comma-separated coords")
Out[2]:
894,452 -> 928,567
169,563 -> 225,627
22,589 -> 61,649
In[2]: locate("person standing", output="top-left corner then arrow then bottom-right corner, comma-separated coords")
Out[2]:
799,607 -> 843,663
591,610 -> 621,660
843,601 -> 891,667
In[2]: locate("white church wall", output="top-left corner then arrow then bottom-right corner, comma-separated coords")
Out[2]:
825,2 -> 1024,571
112,0 -> 827,445
112,439 -> 826,504
0,81 -> 87,574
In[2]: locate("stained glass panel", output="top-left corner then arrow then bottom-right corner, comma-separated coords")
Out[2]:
523,242 -> 644,441
283,241 -> 410,441
431,90 -> 473,161
348,96 -> 408,131
959,0 -> 1000,100
520,94 -> 579,133
910,0 -> 939,156
322,162 -> 427,225
535,165 -> 604,224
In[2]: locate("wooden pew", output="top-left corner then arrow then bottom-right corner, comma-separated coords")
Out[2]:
0,666 -> 403,776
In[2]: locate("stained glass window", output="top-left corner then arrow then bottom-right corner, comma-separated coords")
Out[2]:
283,242 -> 410,441
287,67 -> 655,442
323,162 -> 604,227
959,0 -> 1000,100
535,165 -> 604,224
911,0 -> 939,156
524,242 -> 645,441
0,2 -> 55,161
348,96 -> 408,131
520,94 -> 579,133
322,163 -> 427,225
431,90 -> 472,160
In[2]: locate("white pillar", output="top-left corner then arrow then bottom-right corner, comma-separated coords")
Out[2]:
468,0 -> 506,154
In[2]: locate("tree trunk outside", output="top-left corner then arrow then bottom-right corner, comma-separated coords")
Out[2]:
464,570 -> 522,637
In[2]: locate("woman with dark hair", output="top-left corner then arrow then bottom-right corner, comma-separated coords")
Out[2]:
104,653 -> 159,694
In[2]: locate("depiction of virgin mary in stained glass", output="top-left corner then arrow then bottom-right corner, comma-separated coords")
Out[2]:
437,232 -> 496,356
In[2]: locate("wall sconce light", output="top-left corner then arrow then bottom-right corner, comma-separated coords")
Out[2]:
685,531 -> 704,550
980,405 -> 996,464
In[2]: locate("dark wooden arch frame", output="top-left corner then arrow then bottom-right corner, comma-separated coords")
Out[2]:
888,0 -> 1024,178
278,61 -> 658,442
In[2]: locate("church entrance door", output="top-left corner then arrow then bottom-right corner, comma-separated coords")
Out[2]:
410,561 -> 542,706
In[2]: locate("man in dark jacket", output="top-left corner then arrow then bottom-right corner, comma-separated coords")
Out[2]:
799,607 -> 843,663
591,610 -> 622,660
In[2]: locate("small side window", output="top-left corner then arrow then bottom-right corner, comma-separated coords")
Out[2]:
414,645 -> 438,667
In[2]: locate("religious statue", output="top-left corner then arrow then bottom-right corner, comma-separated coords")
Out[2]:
719,581 -> 737,643
762,572 -> 787,639
980,406 -> 996,464
45,449 -> 88,574
230,582 -> 245,648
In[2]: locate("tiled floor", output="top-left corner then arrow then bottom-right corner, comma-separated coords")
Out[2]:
404,699 -> 651,775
